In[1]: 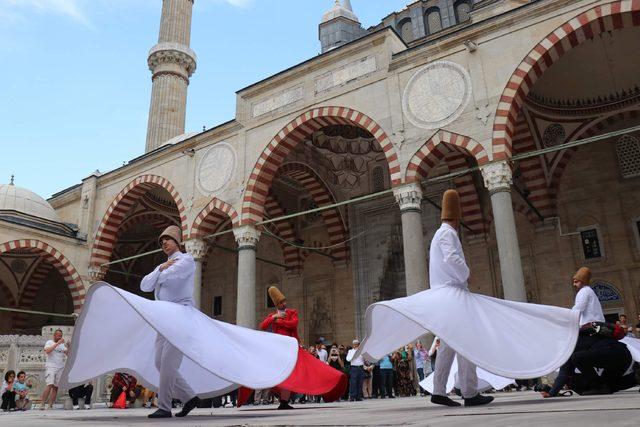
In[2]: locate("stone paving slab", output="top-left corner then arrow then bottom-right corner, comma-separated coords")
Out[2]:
1,390 -> 639,426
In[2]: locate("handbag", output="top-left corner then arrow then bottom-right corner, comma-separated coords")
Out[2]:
113,391 -> 127,409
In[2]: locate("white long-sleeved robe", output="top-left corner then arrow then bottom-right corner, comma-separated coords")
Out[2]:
572,286 -> 605,326
60,261 -> 300,400
140,251 -> 195,306
355,223 -> 580,379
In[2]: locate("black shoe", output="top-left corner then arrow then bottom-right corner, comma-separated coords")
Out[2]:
175,396 -> 201,417
277,401 -> 294,410
464,394 -> 494,406
582,385 -> 611,396
453,387 -> 462,397
431,395 -> 461,407
148,409 -> 172,418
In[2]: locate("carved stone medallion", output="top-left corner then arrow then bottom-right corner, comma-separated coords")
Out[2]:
197,143 -> 236,194
402,60 -> 472,129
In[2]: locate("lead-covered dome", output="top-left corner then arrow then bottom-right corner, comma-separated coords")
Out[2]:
0,183 -> 60,222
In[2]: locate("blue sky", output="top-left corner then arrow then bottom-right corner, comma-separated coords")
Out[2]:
0,0 -> 410,198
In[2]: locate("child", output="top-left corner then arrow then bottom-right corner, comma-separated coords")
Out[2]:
14,371 -> 31,411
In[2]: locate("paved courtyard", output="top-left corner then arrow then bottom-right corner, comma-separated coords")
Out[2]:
1,390 -> 639,426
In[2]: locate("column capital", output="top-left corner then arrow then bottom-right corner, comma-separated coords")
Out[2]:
88,266 -> 106,283
393,183 -> 423,212
184,238 -> 207,261
233,225 -> 261,249
480,161 -> 512,193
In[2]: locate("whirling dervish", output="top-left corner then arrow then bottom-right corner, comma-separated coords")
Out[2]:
355,189 -> 581,406
59,226 -> 333,418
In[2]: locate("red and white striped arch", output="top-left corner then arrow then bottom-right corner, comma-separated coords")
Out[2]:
12,262 -> 53,330
548,109 -> 640,192
0,278 -> 16,308
278,162 -> 349,262
446,152 -> 487,234
265,194 -> 301,272
511,115 -> 554,218
492,0 -> 640,159
90,175 -> 187,269
405,130 -> 489,183
0,240 -> 85,312
241,106 -> 401,225
118,212 -> 179,237
405,130 -> 489,234
189,198 -> 239,239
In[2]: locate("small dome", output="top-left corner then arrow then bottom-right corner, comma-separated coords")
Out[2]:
321,0 -> 359,24
0,183 -> 60,222
161,131 -> 198,147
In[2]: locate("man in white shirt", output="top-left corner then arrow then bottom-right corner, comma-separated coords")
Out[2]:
430,190 -> 493,407
140,225 -> 199,418
571,267 -> 605,326
346,339 -> 364,401
316,339 -> 328,363
40,329 -> 68,410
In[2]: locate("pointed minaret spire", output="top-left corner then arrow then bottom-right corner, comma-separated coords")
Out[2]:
343,0 -> 353,12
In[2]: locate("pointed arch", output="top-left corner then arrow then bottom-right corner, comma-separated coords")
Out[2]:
241,106 -> 401,225
90,175 -> 187,269
190,198 -> 239,239
0,240 -> 85,312
492,0 -> 640,159
406,130 -> 489,234
278,162 -> 349,262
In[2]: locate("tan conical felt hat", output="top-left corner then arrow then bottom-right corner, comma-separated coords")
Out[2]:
441,189 -> 461,221
158,225 -> 182,247
573,267 -> 591,284
268,286 -> 286,306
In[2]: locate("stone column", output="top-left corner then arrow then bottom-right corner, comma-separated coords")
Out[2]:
393,183 -> 429,295
233,226 -> 261,328
481,161 -> 527,302
185,239 -> 207,310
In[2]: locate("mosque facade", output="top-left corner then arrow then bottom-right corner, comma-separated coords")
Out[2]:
1,0 -> 639,365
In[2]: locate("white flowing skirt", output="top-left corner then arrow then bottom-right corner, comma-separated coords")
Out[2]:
621,336 -> 640,362
356,286 -> 580,378
419,356 -> 515,394
59,282 -> 299,397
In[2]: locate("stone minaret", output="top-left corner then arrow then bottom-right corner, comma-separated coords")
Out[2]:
145,0 -> 197,153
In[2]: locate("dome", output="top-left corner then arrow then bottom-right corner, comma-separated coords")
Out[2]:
321,0 -> 359,24
0,183 -> 60,222
161,131 -> 198,147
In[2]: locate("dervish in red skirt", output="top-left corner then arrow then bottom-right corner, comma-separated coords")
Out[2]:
238,286 -> 347,409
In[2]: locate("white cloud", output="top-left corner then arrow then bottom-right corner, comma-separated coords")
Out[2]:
0,0 -> 90,26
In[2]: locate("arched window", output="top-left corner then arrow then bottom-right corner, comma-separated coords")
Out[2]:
425,8 -> 442,35
615,134 -> 640,179
398,18 -> 413,42
454,0 -> 472,23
